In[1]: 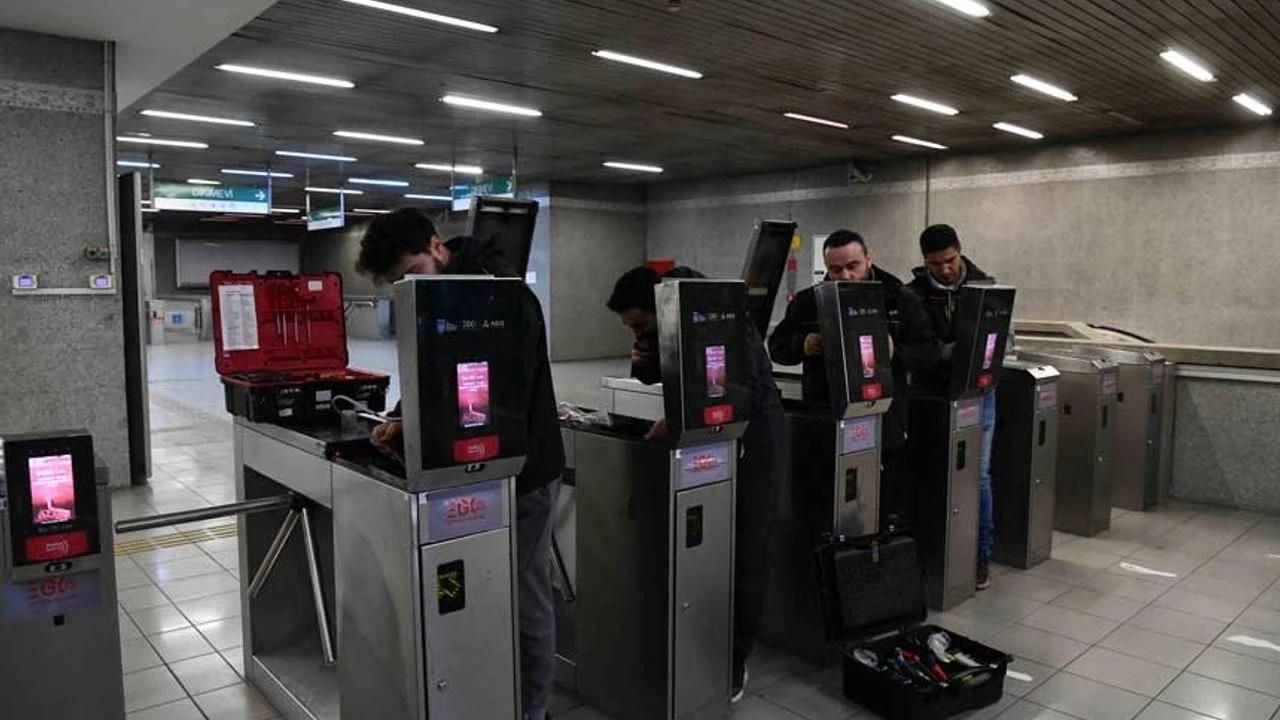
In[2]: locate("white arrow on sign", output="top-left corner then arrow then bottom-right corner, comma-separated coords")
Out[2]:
255,190 -> 266,201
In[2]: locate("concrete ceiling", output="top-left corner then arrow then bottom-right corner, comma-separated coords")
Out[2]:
0,0 -> 277,108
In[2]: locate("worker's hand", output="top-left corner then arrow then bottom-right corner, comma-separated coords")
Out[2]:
940,342 -> 955,362
370,420 -> 403,454
803,333 -> 824,357
631,345 -> 656,365
645,418 -> 669,441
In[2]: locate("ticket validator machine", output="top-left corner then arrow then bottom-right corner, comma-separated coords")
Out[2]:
909,285 -> 1016,610
557,279 -> 748,720
992,360 -> 1061,569
333,276 -> 527,719
762,281 -> 893,664
0,430 -> 125,719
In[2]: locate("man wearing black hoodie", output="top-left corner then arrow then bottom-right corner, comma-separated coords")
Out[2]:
768,230 -> 938,528
356,208 -> 564,720
906,223 -> 997,591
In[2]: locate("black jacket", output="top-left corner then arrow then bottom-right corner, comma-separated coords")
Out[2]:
768,266 -> 938,449
395,236 -> 565,495
905,256 -> 992,396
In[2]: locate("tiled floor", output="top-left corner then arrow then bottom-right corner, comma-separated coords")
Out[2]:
117,341 -> 1280,719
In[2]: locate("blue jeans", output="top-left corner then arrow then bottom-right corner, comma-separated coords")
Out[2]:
978,390 -> 996,563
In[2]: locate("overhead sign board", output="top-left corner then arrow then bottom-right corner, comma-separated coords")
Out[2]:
307,192 -> 344,232
154,183 -> 269,215
452,177 -> 514,211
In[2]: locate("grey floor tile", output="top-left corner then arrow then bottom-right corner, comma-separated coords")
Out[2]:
169,652 -> 243,696
116,564 -> 153,591
149,626 -> 215,663
197,617 -> 244,651
119,611 -> 144,641
949,593 -> 1046,626
197,537 -> 241,554
193,682 -> 278,720
930,610 -> 1015,643
1177,574 -> 1267,605
1052,543 -> 1127,570
987,572 -> 1075,603
756,672 -> 856,720
996,700 -> 1081,720
1026,671 -> 1148,720
1021,604 -> 1120,644
1237,607 -> 1280,635
129,603 -> 192,635
1123,547 -> 1208,578
952,693 -> 1017,720
126,697 -> 206,720
1064,646 -> 1181,697
1128,605 -> 1231,644
989,625 -> 1090,669
177,590 -> 242,625
1097,624 -> 1207,670
131,545 -> 206,567
119,584 -> 173,613
120,637 -> 164,673
1070,534 -> 1143,559
142,555 -> 224,584
1214,625 -> 1280,665
1157,588 -> 1252,624
123,666 -> 186,713
1082,573 -> 1171,604
1003,657 -> 1057,698
1133,701 -> 1218,720
1189,647 -> 1280,697
1158,672 -> 1280,720
220,646 -> 245,677
742,646 -> 825,695
558,704 -> 618,720
158,571 -> 239,602
211,549 -> 240,571
1052,588 -> 1146,622
1027,558 -> 1101,586
1257,585 -> 1280,613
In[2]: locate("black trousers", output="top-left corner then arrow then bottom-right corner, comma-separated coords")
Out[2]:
880,445 -> 913,532
733,410 -> 787,673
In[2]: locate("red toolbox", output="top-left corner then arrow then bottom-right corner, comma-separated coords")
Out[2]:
210,270 -> 390,424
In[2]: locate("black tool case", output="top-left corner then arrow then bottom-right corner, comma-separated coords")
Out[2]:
815,535 -> 1012,720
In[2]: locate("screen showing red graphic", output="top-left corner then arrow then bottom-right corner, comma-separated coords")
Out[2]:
858,335 -> 876,379
982,332 -> 999,370
705,345 -> 726,398
28,454 -> 76,526
456,361 -> 490,429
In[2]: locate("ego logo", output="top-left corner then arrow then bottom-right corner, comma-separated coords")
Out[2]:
444,496 -> 488,522
690,454 -> 720,472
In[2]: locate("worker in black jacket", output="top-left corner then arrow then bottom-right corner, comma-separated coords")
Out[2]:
905,223 -> 997,591
606,265 -> 785,704
768,230 -> 939,527
356,208 -> 564,720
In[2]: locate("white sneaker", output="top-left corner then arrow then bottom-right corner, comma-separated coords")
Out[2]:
731,666 -> 749,703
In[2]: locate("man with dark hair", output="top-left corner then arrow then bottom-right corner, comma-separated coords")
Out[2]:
768,230 -> 938,527
906,223 -> 997,591
605,265 -> 785,703
358,208 -> 563,720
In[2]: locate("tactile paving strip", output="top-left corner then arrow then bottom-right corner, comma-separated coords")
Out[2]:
115,522 -> 238,556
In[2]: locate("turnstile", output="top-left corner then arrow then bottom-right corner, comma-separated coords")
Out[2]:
762,280 -> 893,664
910,284 -> 1016,610
992,361 -> 1060,569
1068,347 -> 1165,511
1018,349 -> 1118,537
0,430 -> 125,720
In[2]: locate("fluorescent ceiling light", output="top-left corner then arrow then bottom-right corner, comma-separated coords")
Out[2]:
891,93 -> 959,116
117,160 -> 160,168
1233,93 -> 1273,117
339,0 -> 497,32
783,112 -> 849,129
350,208 -> 391,214
1010,74 -> 1078,102
140,199 -> 152,205
140,109 -> 254,127
591,50 -> 702,79
305,186 -> 364,195
930,0 -> 990,17
441,94 -> 542,117
275,150 -> 357,163
187,178 -> 221,185
414,163 -> 484,175
333,130 -> 424,146
603,161 -> 664,173
141,208 -> 160,214
221,168 -> 294,178
993,122 -> 1044,139
405,193 -> 452,201
349,177 -> 410,187
215,63 -> 355,88
116,136 -> 208,149
271,208 -> 301,214
892,134 -> 948,150
1160,50 -> 1215,82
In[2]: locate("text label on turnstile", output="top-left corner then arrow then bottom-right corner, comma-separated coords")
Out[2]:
676,442 -> 732,490
1038,385 -> 1058,411
420,480 -> 506,543
955,399 -> 983,429
2,571 -> 102,622
840,416 -> 879,455
1100,370 -> 1118,396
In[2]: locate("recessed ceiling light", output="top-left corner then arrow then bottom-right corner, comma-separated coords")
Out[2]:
1233,93 -> 1273,117
140,199 -> 152,205
1160,50 -> 1215,82
930,0 -> 990,17
221,168 -> 294,178
993,122 -> 1044,139
275,150 -> 358,163
187,178 -> 221,185
603,161 -> 664,173
140,109 -> 254,127
350,208 -> 392,214
591,50 -> 702,79
271,208 -> 302,214
141,208 -> 160,213
405,193 -> 452,201
414,163 -> 484,175
892,134 -> 948,150
305,186 -> 364,195
349,177 -> 410,187
117,160 -> 161,168
1010,74 -> 1078,102
333,130 -> 424,146
783,112 -> 849,129
215,64 -> 355,88
891,93 -> 959,116
441,94 -> 542,117
116,136 -> 208,149
338,0 -> 497,32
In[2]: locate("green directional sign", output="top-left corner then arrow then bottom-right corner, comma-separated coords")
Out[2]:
153,183 -> 270,214
452,177 -> 514,210
307,204 -> 344,232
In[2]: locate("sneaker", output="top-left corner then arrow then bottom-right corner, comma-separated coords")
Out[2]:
976,560 -> 991,591
731,665 -> 749,703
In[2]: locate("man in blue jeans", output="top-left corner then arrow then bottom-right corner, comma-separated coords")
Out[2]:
906,224 -> 998,590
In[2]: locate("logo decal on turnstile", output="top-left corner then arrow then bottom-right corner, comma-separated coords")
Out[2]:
1101,371 -> 1118,396
703,404 -> 733,426
452,435 -> 499,463
840,416 -> 878,455
24,531 -> 89,561
1038,385 -> 1058,410
422,480 -> 506,543
2,571 -> 102,622
860,383 -> 884,401
677,443 -> 732,489
955,401 -> 982,429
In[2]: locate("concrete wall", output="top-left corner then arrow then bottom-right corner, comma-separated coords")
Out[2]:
0,29 -> 130,484
647,123 -> 1280,349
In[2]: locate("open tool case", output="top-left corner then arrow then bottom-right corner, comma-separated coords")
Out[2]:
210,271 -> 389,424
816,535 -> 1011,719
